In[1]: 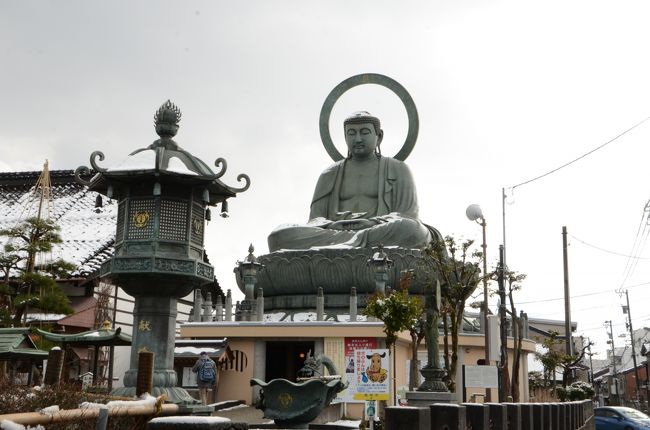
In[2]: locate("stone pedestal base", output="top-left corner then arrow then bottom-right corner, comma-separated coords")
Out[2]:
417,367 -> 448,393
405,391 -> 455,407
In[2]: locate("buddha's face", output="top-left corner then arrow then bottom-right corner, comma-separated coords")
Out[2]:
345,122 -> 383,159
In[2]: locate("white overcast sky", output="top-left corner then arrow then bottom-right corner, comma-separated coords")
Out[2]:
3,0 -> 650,358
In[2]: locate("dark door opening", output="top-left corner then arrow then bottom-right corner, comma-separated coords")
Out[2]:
266,341 -> 314,381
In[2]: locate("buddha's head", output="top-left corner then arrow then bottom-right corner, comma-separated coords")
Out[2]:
344,111 -> 384,159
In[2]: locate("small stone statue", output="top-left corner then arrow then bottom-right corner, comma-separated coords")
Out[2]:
268,111 -> 439,251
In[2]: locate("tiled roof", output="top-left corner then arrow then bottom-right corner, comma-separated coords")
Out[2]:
0,170 -> 116,279
0,328 -> 33,351
0,328 -> 48,359
57,297 -> 98,329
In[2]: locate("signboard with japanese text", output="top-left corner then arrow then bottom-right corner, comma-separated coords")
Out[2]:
334,337 -> 378,403
463,365 -> 499,388
353,349 -> 390,401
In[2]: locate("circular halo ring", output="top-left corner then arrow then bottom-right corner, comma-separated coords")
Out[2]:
319,73 -> 419,162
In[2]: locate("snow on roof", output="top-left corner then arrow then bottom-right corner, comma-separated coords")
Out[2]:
107,149 -> 156,172
174,346 -> 223,355
0,170 -> 117,279
166,156 -> 199,175
25,313 -> 67,322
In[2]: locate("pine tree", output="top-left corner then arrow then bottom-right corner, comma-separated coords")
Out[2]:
0,217 -> 73,326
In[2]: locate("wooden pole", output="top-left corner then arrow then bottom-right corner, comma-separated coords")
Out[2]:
43,348 -> 64,386
136,351 -> 154,396
107,345 -> 115,390
92,345 -> 100,385
0,402 -> 179,426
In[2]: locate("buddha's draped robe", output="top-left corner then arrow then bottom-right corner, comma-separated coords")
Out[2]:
268,156 -> 434,252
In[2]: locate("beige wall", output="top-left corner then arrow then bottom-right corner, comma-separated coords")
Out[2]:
216,339 -> 255,404
182,322 -> 387,339
181,322 -> 537,411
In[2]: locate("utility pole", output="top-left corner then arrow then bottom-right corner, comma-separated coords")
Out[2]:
498,245 -> 508,402
605,320 -> 619,404
622,290 -> 641,403
562,226 -> 573,357
586,337 -> 594,386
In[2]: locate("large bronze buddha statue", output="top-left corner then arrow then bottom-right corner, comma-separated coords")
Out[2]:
268,111 -> 437,252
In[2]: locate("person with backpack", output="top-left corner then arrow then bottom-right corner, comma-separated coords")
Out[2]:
192,351 -> 217,404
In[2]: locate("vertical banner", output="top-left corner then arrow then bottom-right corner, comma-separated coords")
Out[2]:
354,349 -> 390,401
335,337 -> 377,402
324,337 -> 345,378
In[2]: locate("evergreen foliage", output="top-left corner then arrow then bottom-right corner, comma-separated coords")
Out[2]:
363,285 -> 422,350
0,217 -> 73,326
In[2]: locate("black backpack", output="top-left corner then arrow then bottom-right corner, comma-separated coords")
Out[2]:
199,359 -> 216,383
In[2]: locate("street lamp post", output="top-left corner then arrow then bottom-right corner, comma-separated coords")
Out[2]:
466,204 -> 491,401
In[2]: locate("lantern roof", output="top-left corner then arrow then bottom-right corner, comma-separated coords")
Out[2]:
74,100 -> 250,204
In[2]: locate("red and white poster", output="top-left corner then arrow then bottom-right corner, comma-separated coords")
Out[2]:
336,337 -> 377,403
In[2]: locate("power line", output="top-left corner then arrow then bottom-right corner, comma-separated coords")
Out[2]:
514,280 -> 650,305
516,289 -> 611,305
575,313 -> 650,333
510,116 -> 650,190
620,200 -> 650,287
541,303 -> 617,317
570,234 -> 650,259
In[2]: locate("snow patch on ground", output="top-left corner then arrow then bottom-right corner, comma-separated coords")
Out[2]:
326,419 -> 362,427
80,393 -> 157,410
0,421 -> 45,430
214,404 -> 248,412
149,416 -> 231,424
38,405 -> 60,416
106,393 -> 157,408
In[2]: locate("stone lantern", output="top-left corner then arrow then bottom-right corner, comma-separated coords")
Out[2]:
367,244 -> 393,295
234,244 -> 264,321
75,100 -> 250,404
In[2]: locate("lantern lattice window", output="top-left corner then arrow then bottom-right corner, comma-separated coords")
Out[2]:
160,200 -> 188,241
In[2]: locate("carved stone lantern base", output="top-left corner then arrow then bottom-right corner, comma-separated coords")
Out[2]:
417,366 -> 449,392
405,367 -> 454,405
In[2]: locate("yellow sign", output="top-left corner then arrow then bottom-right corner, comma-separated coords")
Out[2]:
353,349 -> 390,401
354,392 -> 389,401
133,211 -> 150,228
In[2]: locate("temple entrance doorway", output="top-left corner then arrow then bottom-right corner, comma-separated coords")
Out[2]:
265,341 -> 314,381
